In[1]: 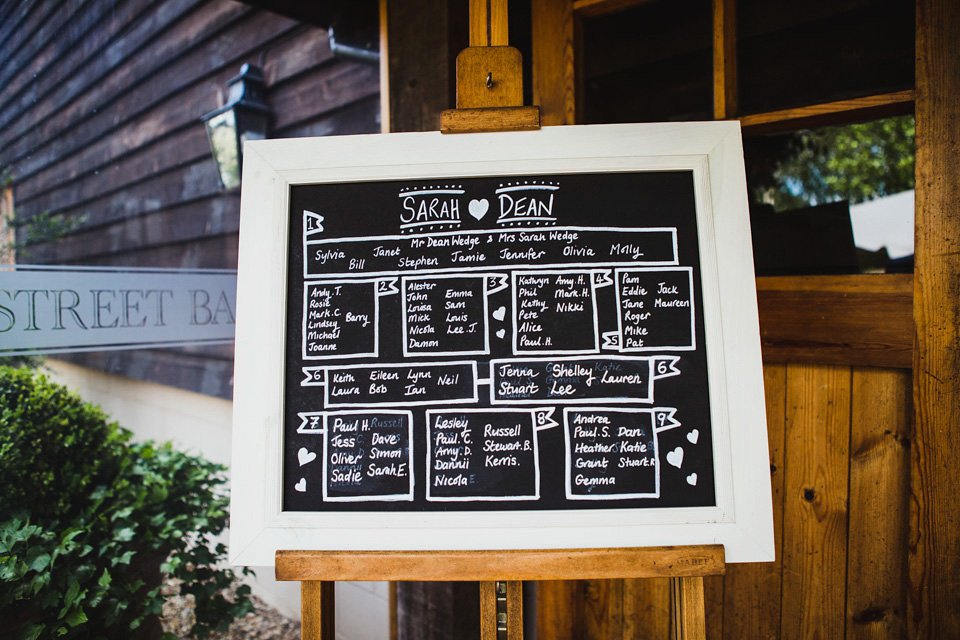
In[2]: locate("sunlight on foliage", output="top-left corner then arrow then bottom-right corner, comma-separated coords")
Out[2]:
754,115 -> 915,211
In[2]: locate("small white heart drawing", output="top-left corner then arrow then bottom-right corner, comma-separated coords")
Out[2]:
666,447 -> 684,469
686,473 -> 698,486
468,198 -> 489,220
492,306 -> 506,321
686,429 -> 699,445
496,329 -> 506,339
294,478 -> 307,492
298,447 -> 317,466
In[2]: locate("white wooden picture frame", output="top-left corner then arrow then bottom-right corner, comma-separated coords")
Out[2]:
230,122 -> 774,566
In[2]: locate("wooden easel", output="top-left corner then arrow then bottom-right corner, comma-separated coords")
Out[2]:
276,545 -> 724,639
277,2 -> 725,637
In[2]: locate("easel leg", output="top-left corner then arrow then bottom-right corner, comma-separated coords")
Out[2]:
480,580 -> 524,639
671,577 -> 706,640
301,581 -> 335,640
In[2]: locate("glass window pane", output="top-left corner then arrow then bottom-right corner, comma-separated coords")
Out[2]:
745,115 -> 915,275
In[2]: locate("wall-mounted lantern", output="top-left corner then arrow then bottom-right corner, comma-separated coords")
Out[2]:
201,64 -> 270,190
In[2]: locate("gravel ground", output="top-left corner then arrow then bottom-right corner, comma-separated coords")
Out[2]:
161,581 -> 300,640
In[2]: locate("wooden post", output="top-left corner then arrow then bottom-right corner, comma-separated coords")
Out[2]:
470,0 -> 509,47
300,581 -> 335,640
531,0 -> 576,126
712,0 -> 737,120
672,576 -> 708,640
382,0 -> 458,133
911,0 -> 960,635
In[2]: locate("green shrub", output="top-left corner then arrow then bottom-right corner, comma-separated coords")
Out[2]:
0,367 -> 253,639
0,366 -> 125,522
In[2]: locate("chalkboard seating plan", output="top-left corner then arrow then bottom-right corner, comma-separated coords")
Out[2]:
231,124 -> 774,564
285,172 -> 713,511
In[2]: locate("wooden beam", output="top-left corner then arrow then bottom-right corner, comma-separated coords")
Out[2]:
910,0 -> 960,635
532,0 -> 576,125
739,90 -> 915,135
379,0 -> 390,132
572,0 -> 656,18
384,0 -> 456,132
712,0 -> 737,119
756,274 -> 913,369
441,105 -> 540,133
276,546 -> 725,582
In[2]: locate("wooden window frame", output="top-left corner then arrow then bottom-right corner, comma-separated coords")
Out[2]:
531,0 -> 915,370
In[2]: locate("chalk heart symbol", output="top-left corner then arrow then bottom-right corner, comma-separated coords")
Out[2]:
496,328 -> 506,339
686,429 -> 699,445
686,473 -> 698,486
468,198 -> 489,220
666,447 -> 684,469
294,478 -> 307,493
493,306 -> 506,321
298,447 -> 317,466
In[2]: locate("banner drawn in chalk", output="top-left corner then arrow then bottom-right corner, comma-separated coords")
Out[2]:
489,355 -> 681,405
425,407 -> 558,502
301,278 -> 398,360
564,407 -> 682,501
300,361 -> 479,407
613,267 -> 696,352
304,210 -> 325,237
296,410 -> 414,502
400,273 -> 508,357
304,227 -> 679,279
512,269 -> 613,355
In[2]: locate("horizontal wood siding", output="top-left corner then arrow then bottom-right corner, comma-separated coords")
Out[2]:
0,0 -> 379,397
535,363 -> 912,638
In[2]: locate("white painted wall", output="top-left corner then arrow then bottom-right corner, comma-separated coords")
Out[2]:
46,360 -> 390,638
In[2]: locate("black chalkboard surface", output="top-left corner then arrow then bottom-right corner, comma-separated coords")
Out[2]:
281,171 -> 716,512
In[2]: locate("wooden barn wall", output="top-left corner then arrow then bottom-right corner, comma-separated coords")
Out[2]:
520,2 -> 921,637
537,363 -> 912,639
0,0 -> 379,397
